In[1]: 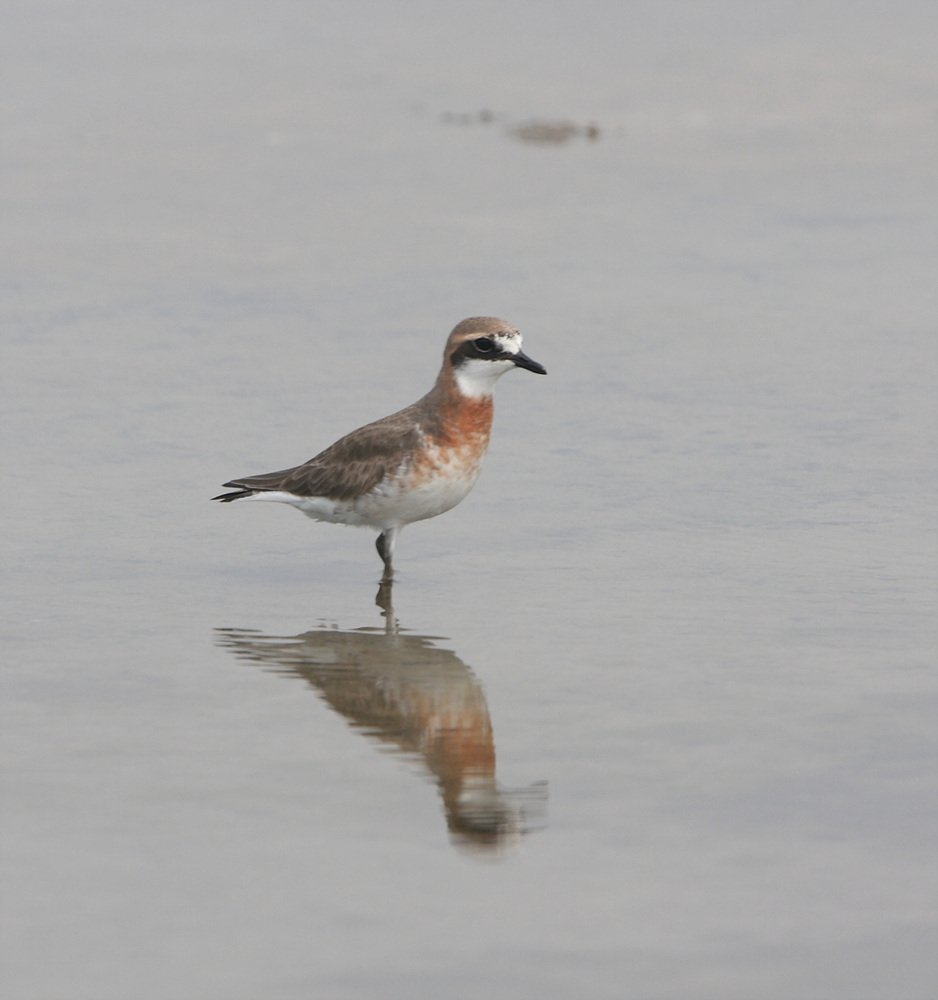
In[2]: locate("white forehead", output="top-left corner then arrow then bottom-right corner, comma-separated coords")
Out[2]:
492,330 -> 521,354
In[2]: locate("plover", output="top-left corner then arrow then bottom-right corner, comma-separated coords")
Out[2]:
213,317 -> 546,577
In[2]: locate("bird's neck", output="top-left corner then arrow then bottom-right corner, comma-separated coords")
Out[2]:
424,368 -> 494,445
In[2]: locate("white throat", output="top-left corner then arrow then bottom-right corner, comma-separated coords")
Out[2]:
453,357 -> 516,399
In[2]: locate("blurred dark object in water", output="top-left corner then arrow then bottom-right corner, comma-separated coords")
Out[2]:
439,108 -> 600,146
508,119 -> 601,145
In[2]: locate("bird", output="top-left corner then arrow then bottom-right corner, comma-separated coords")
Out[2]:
213,317 -> 547,578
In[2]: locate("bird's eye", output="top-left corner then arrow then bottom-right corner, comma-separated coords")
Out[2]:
475,337 -> 494,353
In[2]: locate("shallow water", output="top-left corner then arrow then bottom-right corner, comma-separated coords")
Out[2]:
3,2 -> 937,998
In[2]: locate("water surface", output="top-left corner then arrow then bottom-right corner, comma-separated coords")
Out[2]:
3,2 -> 937,998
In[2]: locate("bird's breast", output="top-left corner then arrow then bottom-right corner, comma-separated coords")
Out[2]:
414,395 -> 493,479
386,396 -> 493,522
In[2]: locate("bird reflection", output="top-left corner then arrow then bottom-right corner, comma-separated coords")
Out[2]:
216,582 -> 546,854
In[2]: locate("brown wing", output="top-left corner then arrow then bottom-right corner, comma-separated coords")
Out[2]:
216,407 -> 425,503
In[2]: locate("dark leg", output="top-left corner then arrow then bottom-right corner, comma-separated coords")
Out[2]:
375,577 -> 397,633
376,530 -> 394,579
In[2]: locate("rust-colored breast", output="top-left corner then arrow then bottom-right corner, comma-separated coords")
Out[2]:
397,396 -> 493,498
438,395 -> 493,444
425,395 -> 493,469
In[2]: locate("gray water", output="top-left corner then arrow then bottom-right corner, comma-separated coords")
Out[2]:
3,2 -> 937,998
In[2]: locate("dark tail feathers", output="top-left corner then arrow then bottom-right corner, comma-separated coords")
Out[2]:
212,484 -> 260,502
